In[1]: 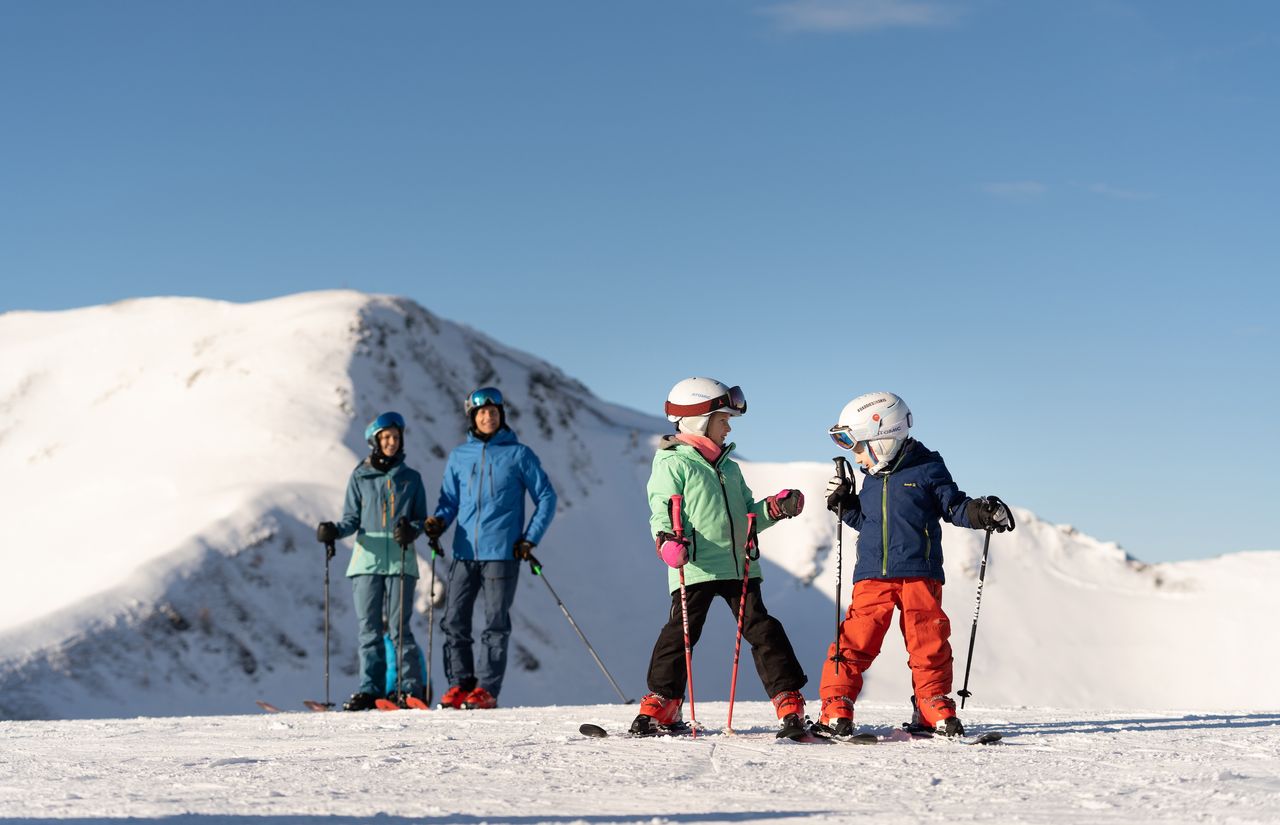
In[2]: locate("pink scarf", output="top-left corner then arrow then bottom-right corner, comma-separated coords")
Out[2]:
675,433 -> 722,463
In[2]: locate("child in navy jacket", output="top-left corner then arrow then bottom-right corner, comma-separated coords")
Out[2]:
821,392 -> 1014,737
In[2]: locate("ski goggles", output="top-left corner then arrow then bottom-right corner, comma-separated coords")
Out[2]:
465,386 -> 504,414
664,385 -> 747,418
828,426 -> 867,454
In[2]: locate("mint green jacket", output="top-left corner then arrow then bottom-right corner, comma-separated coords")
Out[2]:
646,436 -> 777,593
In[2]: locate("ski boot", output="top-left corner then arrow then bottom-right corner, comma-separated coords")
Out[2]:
814,696 -> 855,736
907,694 -> 964,737
438,679 -> 476,710
629,693 -> 684,736
461,687 -> 497,709
771,691 -> 807,739
342,691 -> 379,712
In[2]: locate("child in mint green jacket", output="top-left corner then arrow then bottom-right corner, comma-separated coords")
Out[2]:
631,377 -> 809,736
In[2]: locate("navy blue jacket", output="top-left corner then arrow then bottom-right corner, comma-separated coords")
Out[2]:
434,428 -> 557,561
842,439 -> 976,584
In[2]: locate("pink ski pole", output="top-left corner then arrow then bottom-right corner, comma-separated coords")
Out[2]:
671,494 -> 696,738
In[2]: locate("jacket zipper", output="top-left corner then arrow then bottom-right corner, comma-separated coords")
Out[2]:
473,444 -> 488,553
878,446 -> 911,576
881,473 -> 890,575
924,523 -> 931,565
712,452 -> 740,579
384,476 -> 396,571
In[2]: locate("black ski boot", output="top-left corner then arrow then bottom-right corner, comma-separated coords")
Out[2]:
826,716 -> 855,737
776,713 -> 807,739
342,691 -> 379,711
936,716 -> 965,737
629,714 -> 689,737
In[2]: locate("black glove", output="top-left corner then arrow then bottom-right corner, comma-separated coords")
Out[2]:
966,496 -> 1016,533
766,489 -> 805,520
513,539 -> 536,561
424,516 -> 447,539
316,521 -> 339,544
825,475 -> 858,514
393,517 -> 420,546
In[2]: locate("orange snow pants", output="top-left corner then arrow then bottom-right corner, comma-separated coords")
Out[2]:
820,577 -> 953,723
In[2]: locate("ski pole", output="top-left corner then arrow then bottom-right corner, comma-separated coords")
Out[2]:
525,552 -> 632,704
830,456 -> 854,676
956,527 -> 994,709
725,513 -> 759,734
395,517 -> 410,705
671,494 -> 696,738
323,540 -> 335,709
426,535 -> 442,707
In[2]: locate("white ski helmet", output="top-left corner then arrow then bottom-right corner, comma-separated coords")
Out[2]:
664,377 -> 746,436
829,392 -> 912,473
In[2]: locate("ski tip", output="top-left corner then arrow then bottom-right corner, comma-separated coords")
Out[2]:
404,696 -> 431,711
302,700 -> 333,712
972,731 -> 1003,745
256,701 -> 282,713
579,723 -> 609,738
374,699 -> 401,711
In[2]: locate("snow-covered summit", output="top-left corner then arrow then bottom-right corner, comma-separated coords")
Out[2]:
0,292 -> 1273,719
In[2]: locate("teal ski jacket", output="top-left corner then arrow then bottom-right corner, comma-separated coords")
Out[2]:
335,456 -> 429,578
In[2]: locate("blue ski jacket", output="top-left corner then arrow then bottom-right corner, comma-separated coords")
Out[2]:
842,439 -> 977,584
334,456 -> 429,578
434,428 -> 557,561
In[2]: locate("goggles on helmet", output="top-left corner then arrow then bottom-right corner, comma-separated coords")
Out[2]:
828,426 -> 868,453
465,387 -> 504,414
365,411 -> 406,443
664,385 -> 747,418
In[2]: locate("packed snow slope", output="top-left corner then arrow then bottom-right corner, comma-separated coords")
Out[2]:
0,291 -> 1274,720
2,702 -> 1278,825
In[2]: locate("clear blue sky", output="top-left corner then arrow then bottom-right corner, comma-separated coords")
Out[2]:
3,1 -> 1276,563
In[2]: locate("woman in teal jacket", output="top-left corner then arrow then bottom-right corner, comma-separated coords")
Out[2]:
631,378 -> 809,736
317,412 -> 429,711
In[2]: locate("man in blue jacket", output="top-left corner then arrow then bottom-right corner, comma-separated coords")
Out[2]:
425,387 -> 557,710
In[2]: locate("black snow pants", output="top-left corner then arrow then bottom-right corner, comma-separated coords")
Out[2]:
645,578 -> 807,700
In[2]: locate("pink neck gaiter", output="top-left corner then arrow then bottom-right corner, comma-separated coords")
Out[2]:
675,433 -> 723,463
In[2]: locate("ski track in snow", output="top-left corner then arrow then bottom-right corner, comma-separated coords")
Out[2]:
1,702 -> 1278,824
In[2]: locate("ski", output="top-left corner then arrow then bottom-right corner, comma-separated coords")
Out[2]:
902,722 -> 1003,745
259,699 -> 335,713
776,720 -> 832,744
579,722 -> 694,739
807,720 -> 879,744
823,731 -> 880,745
374,696 -> 431,711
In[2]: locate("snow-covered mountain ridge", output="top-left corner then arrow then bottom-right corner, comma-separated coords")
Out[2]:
0,291 -> 1273,719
